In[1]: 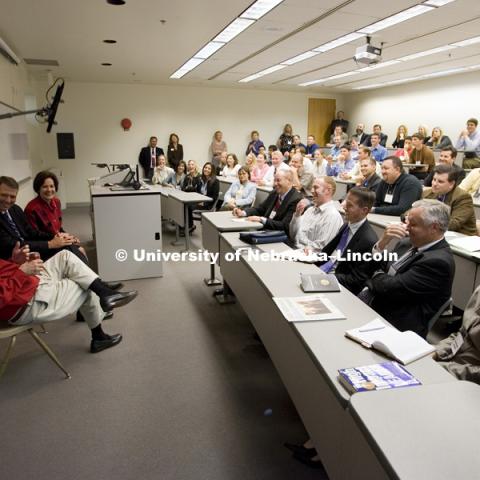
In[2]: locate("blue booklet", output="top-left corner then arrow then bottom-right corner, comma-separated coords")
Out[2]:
338,361 -> 421,394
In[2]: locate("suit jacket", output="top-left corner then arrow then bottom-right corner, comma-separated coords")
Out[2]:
0,205 -> 53,260
361,173 -> 382,193
138,146 -> 164,179
320,220 -> 378,294
423,186 -> 477,235
436,285 -> 480,383
167,144 -> 183,170
197,178 -> 220,204
366,238 -> 455,338
244,188 -> 302,233
353,132 -> 369,145
366,133 -> 388,147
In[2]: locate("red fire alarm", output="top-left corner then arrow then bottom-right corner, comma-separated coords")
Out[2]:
121,118 -> 132,131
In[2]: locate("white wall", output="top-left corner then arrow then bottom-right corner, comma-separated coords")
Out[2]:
344,70 -> 480,147
40,82 -> 345,204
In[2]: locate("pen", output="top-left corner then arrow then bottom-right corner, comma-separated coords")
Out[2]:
358,326 -> 385,333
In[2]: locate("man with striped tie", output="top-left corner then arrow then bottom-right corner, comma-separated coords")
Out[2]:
362,199 -> 455,338
319,187 -> 378,294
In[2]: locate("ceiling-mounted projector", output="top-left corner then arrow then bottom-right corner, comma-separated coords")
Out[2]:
354,37 -> 382,65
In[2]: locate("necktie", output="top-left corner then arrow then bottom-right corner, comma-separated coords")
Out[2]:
2,211 -> 24,241
389,247 -> 418,275
321,225 -> 350,273
274,195 -> 281,212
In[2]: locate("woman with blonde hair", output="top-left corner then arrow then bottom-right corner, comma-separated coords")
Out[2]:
426,127 -> 452,149
244,152 -> 257,172
392,125 -> 408,148
417,125 -> 430,145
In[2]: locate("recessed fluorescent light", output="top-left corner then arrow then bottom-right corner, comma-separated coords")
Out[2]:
357,60 -> 401,72
240,0 -> 284,20
170,58 -> 205,79
313,32 -> 365,53
353,83 -> 385,90
213,18 -> 255,43
451,35 -> 480,47
358,5 -> 434,34
398,45 -> 456,62
299,71 -> 360,87
193,41 -> 225,59
424,0 -> 456,6
281,51 -> 319,65
239,64 -> 286,82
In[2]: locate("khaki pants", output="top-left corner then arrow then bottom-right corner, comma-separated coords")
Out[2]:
13,250 -> 104,329
463,157 -> 480,169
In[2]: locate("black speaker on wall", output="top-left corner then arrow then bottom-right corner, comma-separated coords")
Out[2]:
56,132 -> 75,159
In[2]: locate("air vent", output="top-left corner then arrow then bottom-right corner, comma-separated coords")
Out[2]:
24,58 -> 59,66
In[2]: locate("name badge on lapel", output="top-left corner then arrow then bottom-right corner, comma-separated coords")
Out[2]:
269,211 -> 277,219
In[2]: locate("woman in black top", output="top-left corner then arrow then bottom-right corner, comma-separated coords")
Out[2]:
181,160 -> 200,192
276,123 -> 294,154
167,133 -> 184,170
392,124 -> 408,148
425,127 -> 452,149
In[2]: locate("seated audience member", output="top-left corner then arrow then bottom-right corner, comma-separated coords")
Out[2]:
426,127 -> 452,150
186,162 -> 219,233
372,157 -> 423,216
456,118 -> 480,169
292,134 -> 306,152
167,133 -> 183,170
0,176 -> 86,263
258,145 -> 267,158
330,110 -> 349,134
366,124 -> 388,147
289,177 -> 342,251
138,136 -> 164,180
349,137 -> 359,162
434,285 -> 480,383
267,145 -> 278,164
297,147 -> 313,173
423,146 -> 465,187
352,123 -> 369,145
245,130 -> 264,156
358,157 -> 382,192
221,167 -> 256,211
327,126 -> 348,147
211,130 -> 227,167
166,160 -> 187,189
368,133 -> 388,162
215,151 -> 228,176
394,136 -> 413,162
326,145 -> 355,177
340,146 -> 380,182
250,153 -> 270,184
329,135 -> 343,158
423,164 -> 477,235
459,167 -> 480,196
221,153 -> 241,179
277,123 -> 294,154
409,132 -> 435,179
392,125 -> 408,148
261,150 -> 291,187
290,153 -> 314,197
319,187 -> 378,294
417,125 -> 430,144
152,154 -> 174,185
312,149 -> 328,178
305,135 -> 320,158
244,152 -> 257,173
1,247 -> 137,353
361,199 -> 455,338
181,160 -> 200,192
233,170 -> 302,234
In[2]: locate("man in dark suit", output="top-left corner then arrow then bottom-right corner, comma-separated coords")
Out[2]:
0,176 -> 84,262
138,136 -> 164,180
359,157 -> 382,192
362,199 -> 455,338
365,124 -> 388,147
318,187 -> 378,294
233,170 -> 302,234
352,123 -> 369,145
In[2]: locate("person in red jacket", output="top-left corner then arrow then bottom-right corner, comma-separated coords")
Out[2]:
0,243 -> 138,353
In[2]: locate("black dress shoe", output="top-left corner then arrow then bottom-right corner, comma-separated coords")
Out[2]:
100,290 -> 138,312
90,333 -> 122,353
104,281 -> 124,291
189,225 -> 196,233
284,442 -> 316,458
76,311 -> 85,322
103,311 -> 114,320
292,452 -> 325,470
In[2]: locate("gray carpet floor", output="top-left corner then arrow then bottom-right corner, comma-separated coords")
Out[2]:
0,207 -> 327,480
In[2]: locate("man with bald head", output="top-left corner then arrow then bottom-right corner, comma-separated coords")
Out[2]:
233,170 -> 302,233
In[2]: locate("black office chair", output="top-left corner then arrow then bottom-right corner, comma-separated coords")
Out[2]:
428,297 -> 453,332
192,193 -> 223,222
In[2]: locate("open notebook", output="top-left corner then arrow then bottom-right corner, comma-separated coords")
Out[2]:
345,318 -> 435,365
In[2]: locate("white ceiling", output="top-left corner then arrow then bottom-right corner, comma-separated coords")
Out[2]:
0,0 -> 479,92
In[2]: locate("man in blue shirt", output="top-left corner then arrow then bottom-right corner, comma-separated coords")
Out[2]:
369,133 -> 388,162
456,118 -> 480,169
330,135 -> 342,158
305,135 -> 320,158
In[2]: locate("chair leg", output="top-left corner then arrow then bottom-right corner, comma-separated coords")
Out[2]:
0,335 -> 16,379
38,324 -> 48,334
28,329 -> 71,379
